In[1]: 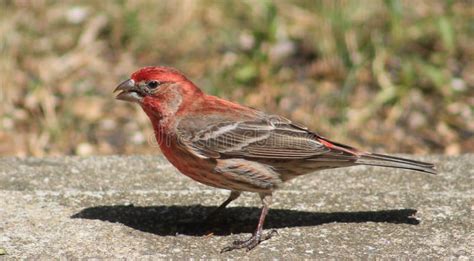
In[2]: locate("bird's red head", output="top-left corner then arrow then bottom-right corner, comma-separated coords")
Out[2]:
130,66 -> 188,83
114,66 -> 201,104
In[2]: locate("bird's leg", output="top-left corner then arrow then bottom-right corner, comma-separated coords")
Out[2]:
205,190 -> 241,222
221,193 -> 277,252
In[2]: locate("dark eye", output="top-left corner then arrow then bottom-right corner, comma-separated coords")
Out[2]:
147,80 -> 160,89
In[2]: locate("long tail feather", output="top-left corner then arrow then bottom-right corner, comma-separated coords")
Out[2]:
356,153 -> 436,174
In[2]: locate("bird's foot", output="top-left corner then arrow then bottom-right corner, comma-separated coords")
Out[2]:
221,229 -> 278,253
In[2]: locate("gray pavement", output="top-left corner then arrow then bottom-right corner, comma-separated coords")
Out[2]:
0,155 -> 472,259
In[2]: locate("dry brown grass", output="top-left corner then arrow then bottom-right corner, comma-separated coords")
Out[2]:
0,0 -> 473,157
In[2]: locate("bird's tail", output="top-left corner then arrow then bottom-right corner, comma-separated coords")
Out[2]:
356,153 -> 436,174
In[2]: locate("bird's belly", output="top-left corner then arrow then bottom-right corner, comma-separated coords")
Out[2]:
159,146 -> 222,188
158,142 -> 246,191
159,142 -> 276,193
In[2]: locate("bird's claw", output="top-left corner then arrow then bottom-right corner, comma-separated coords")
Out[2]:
220,229 -> 278,253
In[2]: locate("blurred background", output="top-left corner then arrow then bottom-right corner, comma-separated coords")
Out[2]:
0,0 -> 473,157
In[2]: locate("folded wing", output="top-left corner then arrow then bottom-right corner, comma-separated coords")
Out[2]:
176,115 -> 356,162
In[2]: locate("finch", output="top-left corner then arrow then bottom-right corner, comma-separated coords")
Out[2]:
114,66 -> 436,252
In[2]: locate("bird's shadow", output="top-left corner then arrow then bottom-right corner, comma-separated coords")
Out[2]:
71,205 -> 420,236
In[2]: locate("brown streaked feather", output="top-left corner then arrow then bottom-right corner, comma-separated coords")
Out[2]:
175,114 -> 363,178
215,159 -> 282,192
177,115 -> 339,160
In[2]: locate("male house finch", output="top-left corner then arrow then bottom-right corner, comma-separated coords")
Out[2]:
114,66 -> 436,252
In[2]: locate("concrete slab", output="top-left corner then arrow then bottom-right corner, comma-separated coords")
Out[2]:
0,155 -> 472,259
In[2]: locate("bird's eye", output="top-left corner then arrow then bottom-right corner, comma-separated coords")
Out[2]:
147,80 -> 160,89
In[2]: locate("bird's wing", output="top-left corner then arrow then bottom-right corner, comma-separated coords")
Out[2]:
176,114 -> 357,161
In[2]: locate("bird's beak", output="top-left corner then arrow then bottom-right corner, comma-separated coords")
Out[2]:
113,79 -> 143,103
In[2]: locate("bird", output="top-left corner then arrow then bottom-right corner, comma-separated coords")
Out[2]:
114,66 -> 436,252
